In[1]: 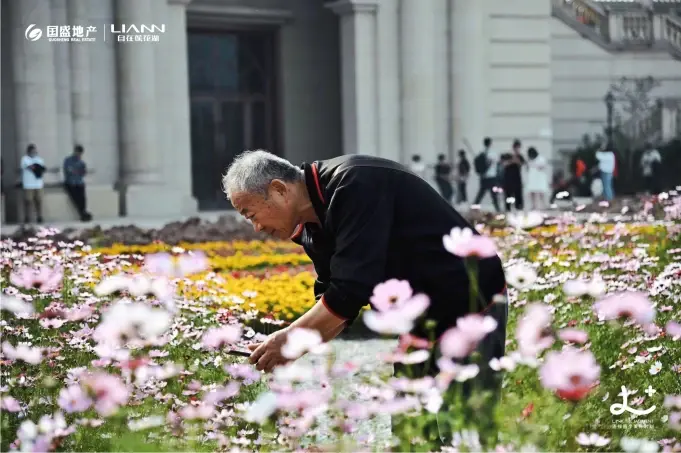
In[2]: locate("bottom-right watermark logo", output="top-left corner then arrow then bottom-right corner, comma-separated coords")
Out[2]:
606,385 -> 663,431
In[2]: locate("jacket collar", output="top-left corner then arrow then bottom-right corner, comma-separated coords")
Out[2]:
301,161 -> 327,229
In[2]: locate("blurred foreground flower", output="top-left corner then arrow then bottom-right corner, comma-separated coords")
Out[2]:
1,295 -> 34,316
144,251 -> 209,277
507,211 -> 544,229
439,314 -> 498,359
540,348 -> 600,401
363,293 -> 429,334
563,277 -> 607,298
516,303 -> 554,357
443,227 -> 498,258
10,266 -> 63,292
593,292 -> 655,325
93,301 -> 172,347
505,263 -> 538,290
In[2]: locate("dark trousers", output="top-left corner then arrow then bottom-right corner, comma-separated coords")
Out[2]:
64,183 -> 89,219
392,301 -> 508,448
457,181 -> 468,203
503,183 -> 524,211
644,175 -> 659,194
474,178 -> 500,212
436,179 -> 454,203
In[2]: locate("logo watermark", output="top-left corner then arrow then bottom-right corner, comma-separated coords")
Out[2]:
598,385 -> 663,431
24,24 -> 42,41
24,24 -> 165,43
110,24 -> 165,42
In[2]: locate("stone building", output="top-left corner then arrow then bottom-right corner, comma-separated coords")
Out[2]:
1,0 -> 679,223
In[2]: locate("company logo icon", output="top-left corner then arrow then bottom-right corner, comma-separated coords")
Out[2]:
610,385 -> 657,416
25,24 -> 42,41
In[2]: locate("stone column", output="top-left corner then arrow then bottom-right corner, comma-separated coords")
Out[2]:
115,0 -> 161,185
400,0 -> 437,164
376,0 -> 401,162
326,0 -> 379,156
11,0 -> 60,182
451,0 -> 488,204
51,0 -> 74,166
166,0 -> 197,213
68,0 -> 91,155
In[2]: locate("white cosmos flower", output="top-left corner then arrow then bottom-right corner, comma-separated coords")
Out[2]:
244,392 -> 278,424
505,264 -> 538,290
507,211 -> 544,229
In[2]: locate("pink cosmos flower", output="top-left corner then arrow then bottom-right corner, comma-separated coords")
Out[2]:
439,315 -> 498,359
558,328 -> 589,344
203,382 -> 241,405
515,303 -> 555,357
363,294 -> 430,335
277,388 -> 332,411
1,396 -> 21,412
224,363 -> 261,384
202,325 -> 242,350
370,279 -> 413,311
670,412 -> 681,431
666,321 -> 681,339
1,341 -> 44,365
1,296 -> 34,317
10,266 -> 63,292
593,292 -> 655,325
380,349 -> 430,365
144,251 -> 209,278
58,385 -> 93,413
397,334 -> 431,352
80,372 -> 130,417
281,328 -> 326,359
443,227 -> 498,258
539,348 -> 600,401
664,395 -> 681,409
179,403 -> 214,420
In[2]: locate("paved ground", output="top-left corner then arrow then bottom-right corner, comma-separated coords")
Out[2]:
297,338 -> 397,449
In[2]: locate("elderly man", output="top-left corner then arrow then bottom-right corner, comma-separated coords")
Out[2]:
223,150 -> 507,376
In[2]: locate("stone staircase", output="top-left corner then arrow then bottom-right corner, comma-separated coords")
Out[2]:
551,0 -> 681,59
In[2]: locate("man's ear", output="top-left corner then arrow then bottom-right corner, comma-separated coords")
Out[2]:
269,179 -> 288,197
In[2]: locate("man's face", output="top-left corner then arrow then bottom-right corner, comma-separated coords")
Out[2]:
231,182 -> 298,239
27,148 -> 36,157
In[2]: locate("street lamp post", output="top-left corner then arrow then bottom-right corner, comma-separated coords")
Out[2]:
604,90 -> 615,147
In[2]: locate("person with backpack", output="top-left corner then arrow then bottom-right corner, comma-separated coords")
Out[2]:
473,137 -> 500,212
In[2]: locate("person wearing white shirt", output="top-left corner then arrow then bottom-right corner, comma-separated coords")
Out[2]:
473,137 -> 500,212
595,145 -> 616,201
20,144 -> 46,223
640,146 -> 662,194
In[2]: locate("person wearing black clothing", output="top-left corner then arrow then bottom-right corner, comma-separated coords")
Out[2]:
223,150 -> 507,374
501,140 -> 525,211
63,145 -> 92,221
456,150 -> 470,204
434,153 -> 454,203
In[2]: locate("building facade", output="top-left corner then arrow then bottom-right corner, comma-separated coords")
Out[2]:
1,0 -> 678,223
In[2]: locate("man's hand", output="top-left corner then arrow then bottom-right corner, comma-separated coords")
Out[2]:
248,328 -> 291,373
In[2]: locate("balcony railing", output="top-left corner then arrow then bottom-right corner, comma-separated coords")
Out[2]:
554,0 -> 611,40
553,0 -> 681,56
661,14 -> 681,55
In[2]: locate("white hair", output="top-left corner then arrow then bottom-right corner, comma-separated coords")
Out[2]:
222,150 -> 304,200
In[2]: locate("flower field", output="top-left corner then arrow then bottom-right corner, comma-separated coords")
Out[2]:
1,201 -> 681,452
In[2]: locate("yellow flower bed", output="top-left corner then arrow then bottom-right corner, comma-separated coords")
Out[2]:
93,240 -> 304,257
178,271 -> 317,321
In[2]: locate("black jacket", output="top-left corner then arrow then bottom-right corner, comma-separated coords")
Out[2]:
292,155 -> 506,337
